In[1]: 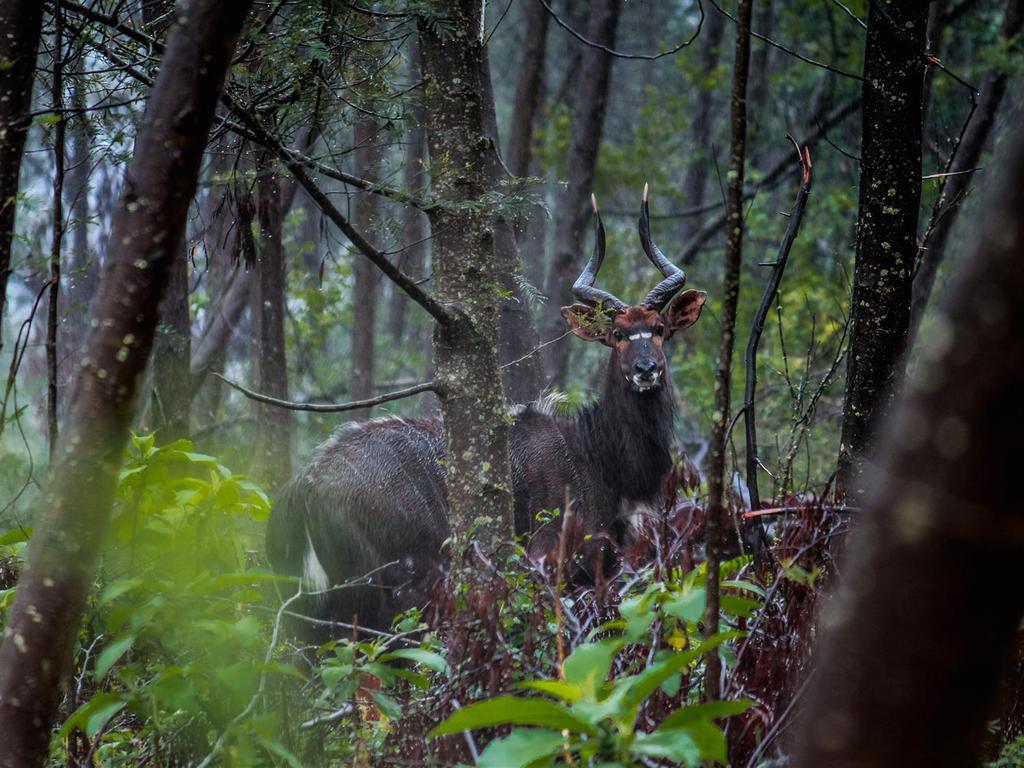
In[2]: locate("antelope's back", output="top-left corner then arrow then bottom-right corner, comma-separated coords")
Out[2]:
266,416 -> 448,632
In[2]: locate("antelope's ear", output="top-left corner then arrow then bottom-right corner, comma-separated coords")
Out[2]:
561,304 -> 613,345
664,290 -> 707,337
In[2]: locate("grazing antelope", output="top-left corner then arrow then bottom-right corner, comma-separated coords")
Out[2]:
267,187 -> 707,631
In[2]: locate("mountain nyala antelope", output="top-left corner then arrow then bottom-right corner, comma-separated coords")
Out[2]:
267,185 -> 708,631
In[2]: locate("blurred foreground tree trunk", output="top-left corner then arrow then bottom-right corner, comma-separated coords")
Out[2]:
542,0 -> 621,387
837,2 -> 928,497
418,0 -> 514,566
792,119 -> 1024,768
0,3 -> 251,763
0,1 -> 43,356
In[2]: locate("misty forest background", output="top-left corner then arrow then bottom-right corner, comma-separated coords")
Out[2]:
1,0 -> 1023,766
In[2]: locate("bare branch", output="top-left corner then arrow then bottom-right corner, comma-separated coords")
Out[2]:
214,373 -> 440,413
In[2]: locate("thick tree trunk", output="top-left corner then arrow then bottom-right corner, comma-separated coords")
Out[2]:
679,9 -> 726,244
792,120 -> 1024,768
0,2 -> 251,763
0,1 -> 44,356
252,158 -> 291,486
703,0 -> 753,702
909,0 -> 1023,347
418,0 -> 514,566
837,2 -> 928,497
541,0 -> 621,387
349,117 -> 383,419
150,237 -> 192,442
481,52 -> 545,404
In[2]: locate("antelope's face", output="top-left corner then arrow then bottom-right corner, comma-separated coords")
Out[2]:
560,185 -> 708,393
563,294 -> 707,393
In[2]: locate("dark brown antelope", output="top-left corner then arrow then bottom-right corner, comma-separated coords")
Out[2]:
267,187 -> 707,631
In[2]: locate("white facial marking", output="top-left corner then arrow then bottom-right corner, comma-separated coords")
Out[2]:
628,332 -> 653,340
303,531 -> 330,594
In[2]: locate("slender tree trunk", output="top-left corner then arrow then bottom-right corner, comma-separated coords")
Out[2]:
0,1 -> 44,356
418,0 -> 514,566
47,3 -> 66,461
349,117 -> 383,419
150,236 -> 192,442
909,0 -> 1023,348
542,0 -> 621,387
679,9 -> 726,243
792,120 -> 1024,768
252,157 -> 291,486
504,0 -> 549,180
481,51 -> 545,404
389,39 -> 428,344
837,2 -> 929,497
0,3 -> 251,763
192,262 -> 248,392
703,0 -> 753,702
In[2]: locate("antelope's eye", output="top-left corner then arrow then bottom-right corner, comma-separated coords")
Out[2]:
612,329 -> 624,342
653,325 -> 665,336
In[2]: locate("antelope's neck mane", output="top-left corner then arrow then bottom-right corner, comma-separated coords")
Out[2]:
573,355 -> 675,503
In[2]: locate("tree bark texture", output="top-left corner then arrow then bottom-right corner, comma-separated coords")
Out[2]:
0,0 -> 44,356
480,51 -> 544,405
504,0 -> 549,180
252,158 -> 292,486
791,119 -> 1024,768
47,3 -> 66,461
837,2 -> 929,497
541,0 -> 621,387
0,4 -> 251,763
349,117 -> 383,419
703,0 -> 753,701
418,0 -> 514,564
909,0 -> 1023,347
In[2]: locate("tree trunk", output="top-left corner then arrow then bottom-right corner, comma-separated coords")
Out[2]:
418,0 -> 514,566
481,50 -> 545,404
791,119 -> 1024,768
837,2 -> 928,497
47,4 -> 66,461
0,2 -> 251,763
388,39 -> 428,345
252,157 -> 291,486
0,1 -> 44,356
909,0 -> 1023,347
541,0 -> 621,387
504,0 -> 549,180
679,8 -> 726,243
349,117 -> 383,419
150,236 -> 192,442
703,0 -> 753,702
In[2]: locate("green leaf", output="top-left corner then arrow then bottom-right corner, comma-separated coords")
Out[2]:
631,729 -> 701,765
658,699 -> 752,730
378,647 -> 449,675
95,635 -> 135,679
0,527 -> 31,546
562,638 -> 622,700
623,632 -> 742,713
477,728 -> 566,768
721,579 -> 766,598
369,689 -> 403,720
430,696 -> 597,737
258,736 -> 304,768
517,679 -> 582,703
664,587 -> 706,623
59,692 -> 127,740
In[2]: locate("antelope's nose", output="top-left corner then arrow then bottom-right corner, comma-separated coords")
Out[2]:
634,359 -> 658,378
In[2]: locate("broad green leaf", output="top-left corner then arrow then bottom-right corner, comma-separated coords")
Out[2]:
378,647 -> 449,675
0,527 -> 31,546
517,679 -> 582,703
665,587 -> 706,623
477,728 -> 566,768
95,634 -> 135,679
631,729 -> 701,765
658,699 -> 752,730
59,692 -> 128,740
721,579 -> 766,598
563,638 -> 622,700
430,696 -> 597,737
258,736 -> 304,768
369,689 -> 403,720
